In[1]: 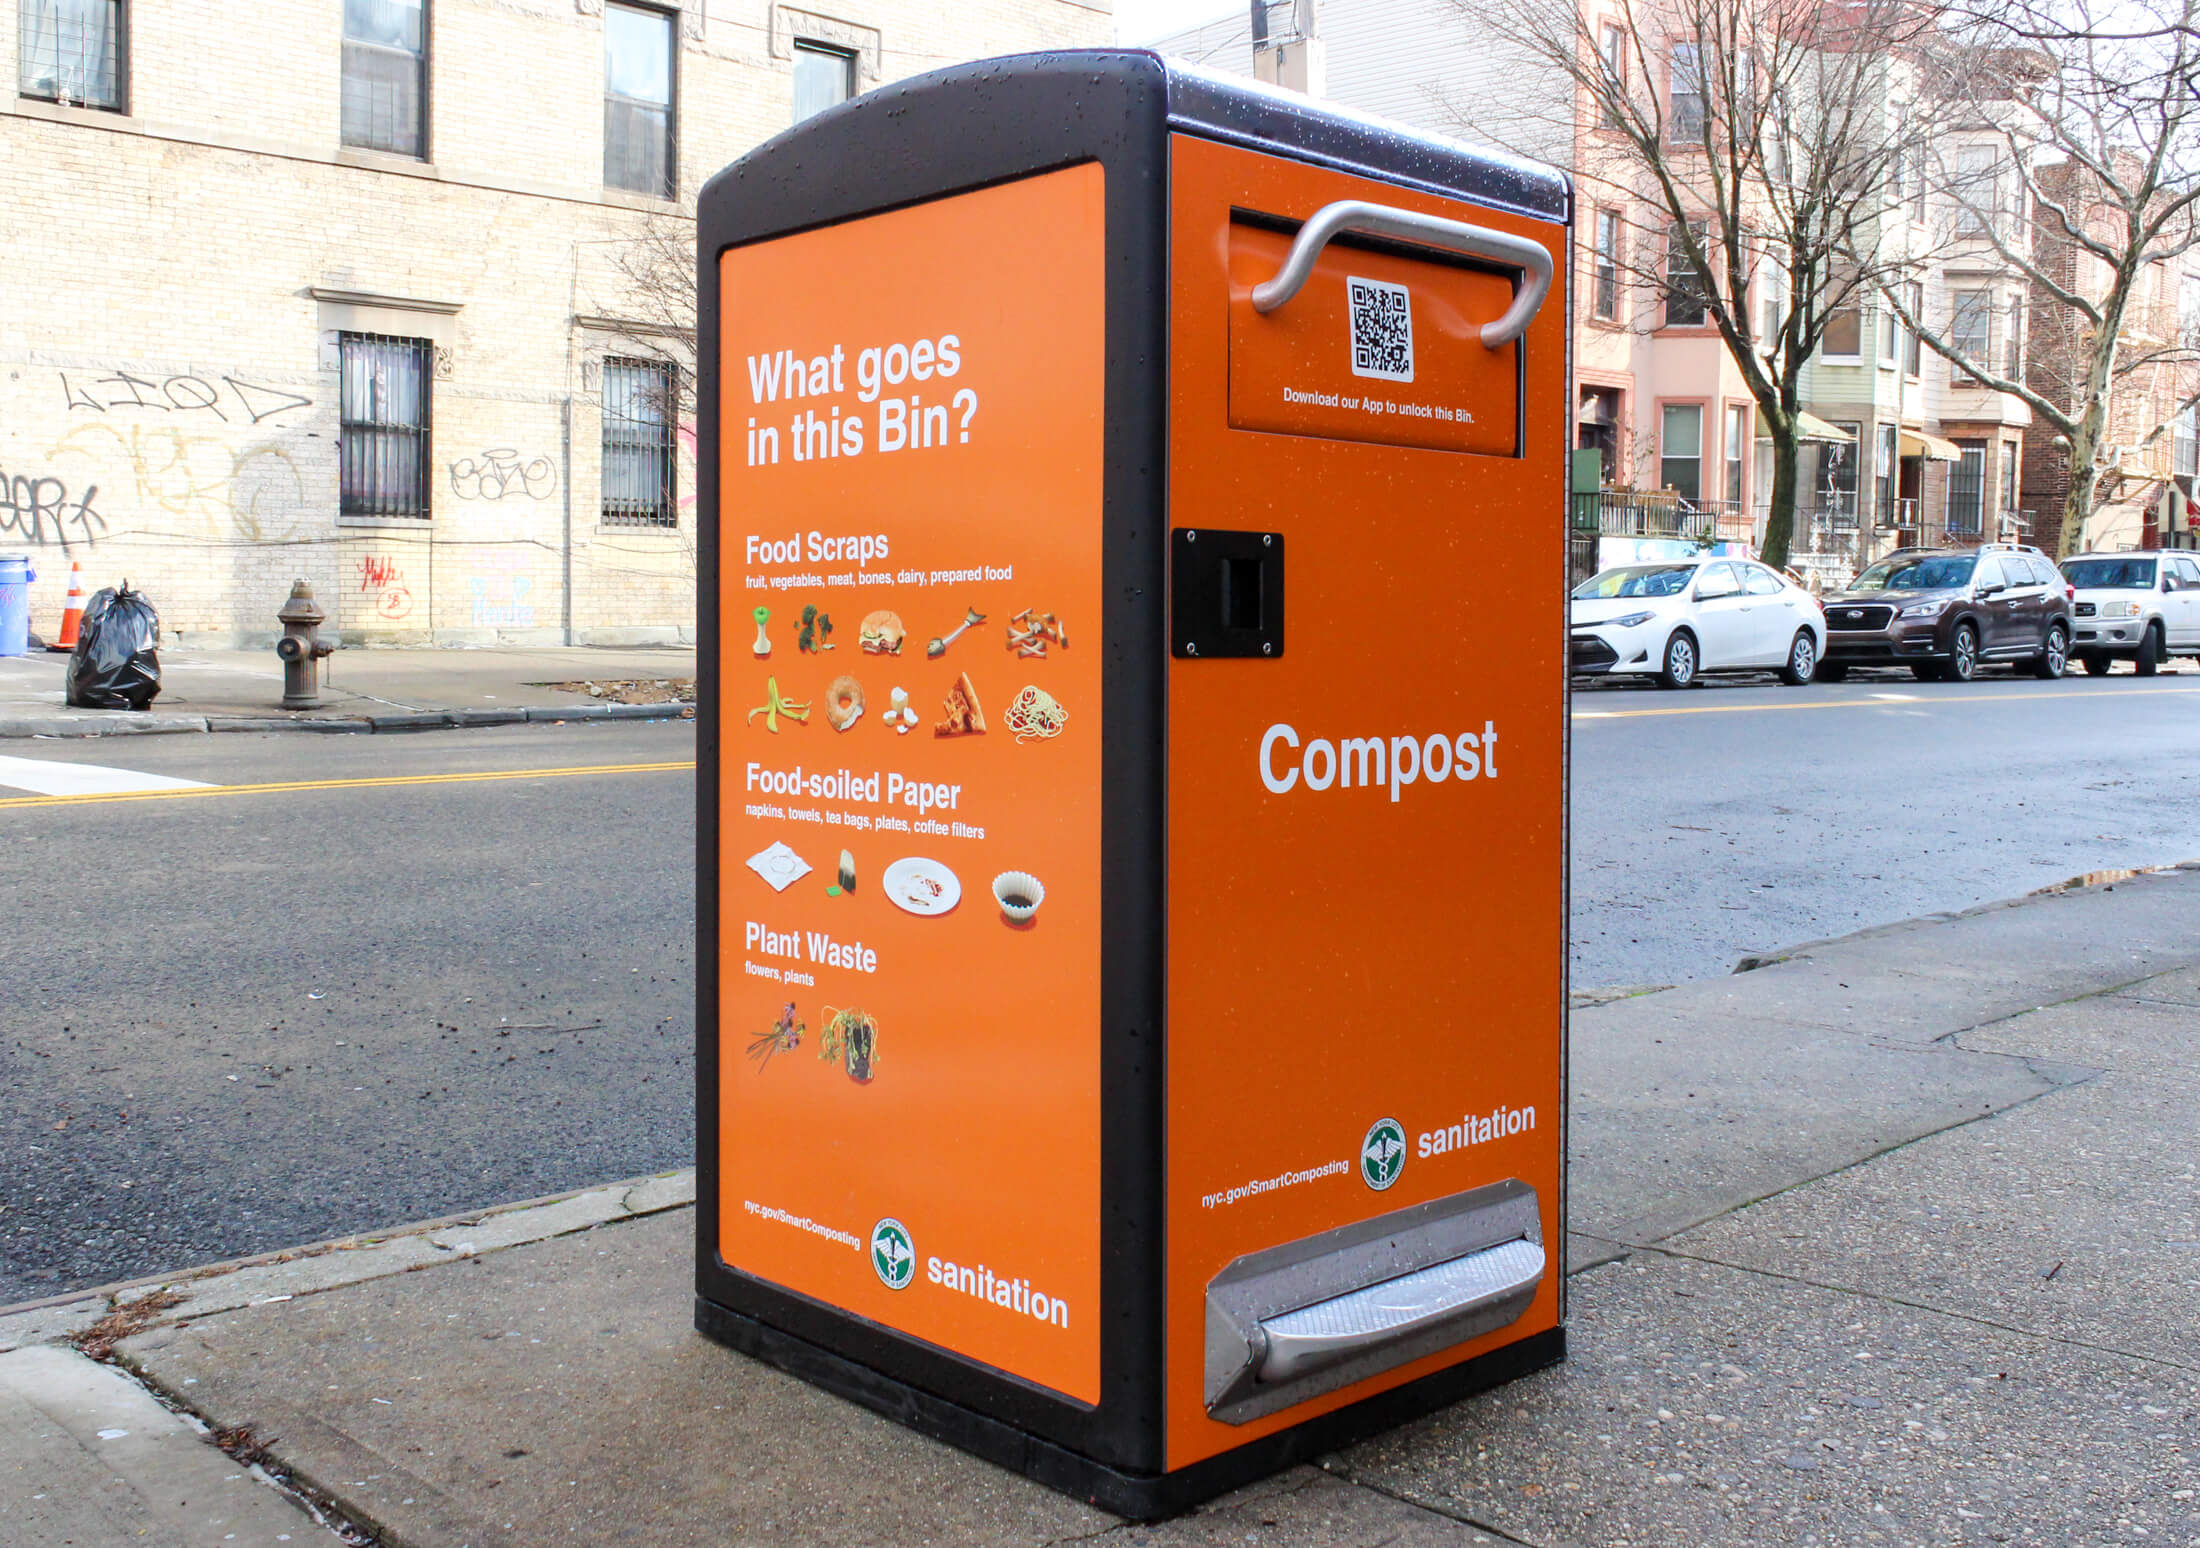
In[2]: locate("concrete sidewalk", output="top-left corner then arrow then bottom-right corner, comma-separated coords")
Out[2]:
5,869 -> 2197,1546
0,645 -> 696,737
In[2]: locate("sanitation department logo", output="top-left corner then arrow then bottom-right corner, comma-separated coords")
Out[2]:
1361,1118 -> 1407,1191
870,1217 -> 915,1290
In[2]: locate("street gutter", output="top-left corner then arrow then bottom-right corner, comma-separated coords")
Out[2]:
0,702 -> 695,738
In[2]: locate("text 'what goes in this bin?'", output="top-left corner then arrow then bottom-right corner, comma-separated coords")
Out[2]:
743,334 -> 976,467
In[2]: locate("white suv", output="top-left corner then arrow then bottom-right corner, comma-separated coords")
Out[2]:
2062,551 -> 2200,675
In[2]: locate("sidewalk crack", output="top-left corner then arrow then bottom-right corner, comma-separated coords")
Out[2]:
1314,1461 -> 1554,1545
1035,1518 -> 1142,1545
1615,1240 -> 2200,1379
1918,967 -> 2188,1049
2116,992 -> 2200,1012
1578,1054 -> 2099,1252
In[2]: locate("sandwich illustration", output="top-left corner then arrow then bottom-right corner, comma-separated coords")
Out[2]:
860,610 -> 905,655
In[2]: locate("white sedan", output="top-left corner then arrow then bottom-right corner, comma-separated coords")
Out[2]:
1570,557 -> 1826,688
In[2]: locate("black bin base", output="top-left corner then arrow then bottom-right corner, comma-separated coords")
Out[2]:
696,1297 -> 1565,1521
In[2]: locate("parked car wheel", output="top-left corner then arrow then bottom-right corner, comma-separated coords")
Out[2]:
2135,623 -> 2162,677
2081,652 -> 2112,676
1948,623 -> 1979,682
1658,630 -> 1699,690
1816,661 -> 1850,682
1779,629 -> 1818,686
1911,662 -> 1945,682
2033,623 -> 2069,680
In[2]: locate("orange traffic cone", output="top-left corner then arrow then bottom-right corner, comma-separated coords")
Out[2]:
47,562 -> 84,652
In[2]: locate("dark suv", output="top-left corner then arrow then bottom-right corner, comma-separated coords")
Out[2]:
1817,544 -> 2073,682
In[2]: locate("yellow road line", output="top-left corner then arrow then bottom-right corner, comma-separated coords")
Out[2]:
0,760 -> 695,810
1574,683 -> 2200,720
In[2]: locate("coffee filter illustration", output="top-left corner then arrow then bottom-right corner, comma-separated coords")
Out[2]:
992,870 -> 1044,923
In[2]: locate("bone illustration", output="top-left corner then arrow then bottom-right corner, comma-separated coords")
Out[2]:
926,606 -> 987,659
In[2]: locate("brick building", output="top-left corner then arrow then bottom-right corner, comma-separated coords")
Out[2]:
2017,160 -> 2200,556
0,0 -> 1107,645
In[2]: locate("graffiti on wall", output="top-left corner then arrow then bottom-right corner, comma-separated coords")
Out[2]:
45,424 -> 305,543
62,371 -> 312,425
0,467 -> 108,551
469,574 -> 536,628
449,449 -> 555,502
358,554 -> 413,621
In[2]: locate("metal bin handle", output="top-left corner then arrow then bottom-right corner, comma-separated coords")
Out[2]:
1248,199 -> 1553,350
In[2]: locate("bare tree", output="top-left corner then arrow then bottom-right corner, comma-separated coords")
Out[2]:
1459,0 -> 1932,566
1891,0 -> 2200,555
603,213 -> 699,421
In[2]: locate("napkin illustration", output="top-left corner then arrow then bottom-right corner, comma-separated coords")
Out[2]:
746,841 -> 812,892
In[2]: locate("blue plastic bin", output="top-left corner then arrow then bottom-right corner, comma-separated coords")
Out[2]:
0,555 -> 36,657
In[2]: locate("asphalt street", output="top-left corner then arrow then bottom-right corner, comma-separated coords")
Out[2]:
1571,663 -> 2200,984
6,668 -> 2200,1301
1,721 -> 696,1304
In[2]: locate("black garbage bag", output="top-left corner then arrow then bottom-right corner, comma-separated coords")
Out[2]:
67,584 -> 162,711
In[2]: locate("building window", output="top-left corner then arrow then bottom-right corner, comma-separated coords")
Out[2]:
1904,281 -> 1923,375
1661,403 -> 1703,501
1822,279 -> 1862,358
1821,426 -> 1860,521
1948,442 -> 1986,532
2177,406 -> 2198,479
339,334 -> 432,520
1726,404 -> 1750,506
1592,209 -> 1620,320
2001,442 -> 2020,514
1950,288 -> 1990,379
18,0 -> 122,110
2003,295 -> 2024,379
792,39 -> 854,123
605,2 -> 674,198
1598,22 -> 1625,127
602,358 -> 677,528
1667,43 -> 1703,142
341,0 -> 425,157
1665,220 -> 1708,327
1956,145 -> 1997,237
1878,296 -> 1900,365
1578,385 -> 1622,472
1758,249 -> 1786,347
1876,422 -> 1899,522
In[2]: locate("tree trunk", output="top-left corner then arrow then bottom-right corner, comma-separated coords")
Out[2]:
2059,420 -> 2100,559
1761,426 -> 1801,570
2057,323 -> 2119,558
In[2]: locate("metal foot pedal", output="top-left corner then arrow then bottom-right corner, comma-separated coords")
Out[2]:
1204,1180 -> 1544,1424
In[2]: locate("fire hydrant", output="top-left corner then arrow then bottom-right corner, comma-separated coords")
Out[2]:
275,579 -> 337,708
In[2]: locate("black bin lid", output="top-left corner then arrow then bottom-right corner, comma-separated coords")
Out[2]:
701,49 -> 1570,235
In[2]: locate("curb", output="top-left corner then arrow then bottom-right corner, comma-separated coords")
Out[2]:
1727,856 -> 2200,973
0,702 -> 695,738
0,714 -> 210,737
0,1168 -> 698,1354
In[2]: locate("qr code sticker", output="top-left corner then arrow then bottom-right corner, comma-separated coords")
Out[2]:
1347,275 -> 1414,383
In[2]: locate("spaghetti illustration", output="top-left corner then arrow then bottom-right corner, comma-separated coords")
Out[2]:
1003,684 -> 1068,742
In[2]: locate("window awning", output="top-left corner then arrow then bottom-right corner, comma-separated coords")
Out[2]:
1794,411 -> 1854,443
1754,410 -> 1856,443
1900,429 -> 1962,462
